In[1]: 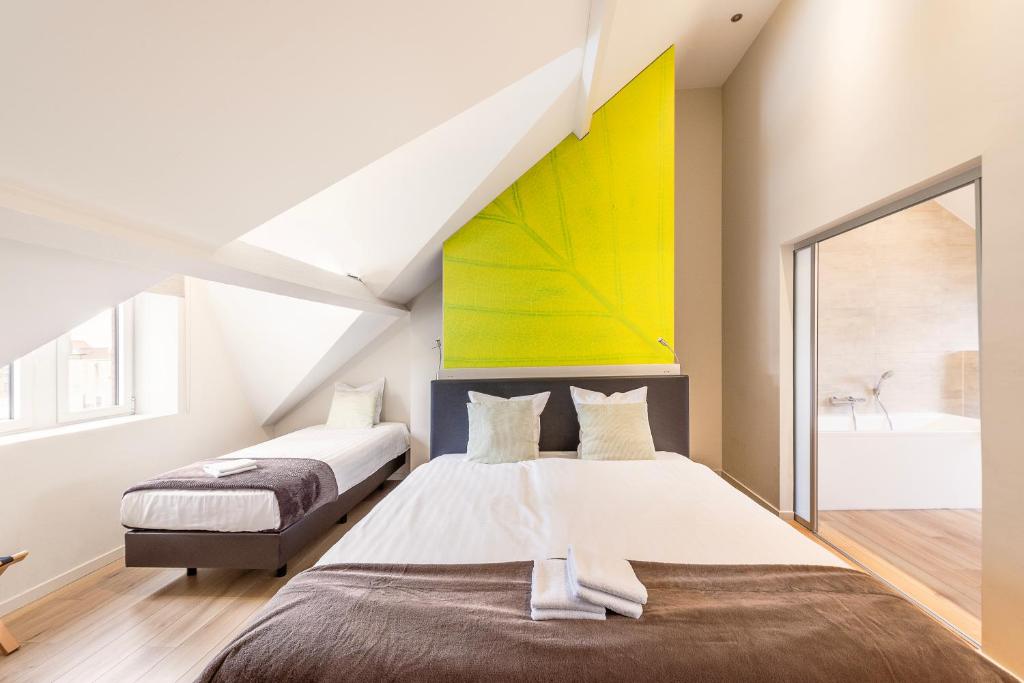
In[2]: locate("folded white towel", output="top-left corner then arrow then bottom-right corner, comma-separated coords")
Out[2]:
212,458 -> 257,470
530,608 -> 606,621
530,559 -> 605,621
566,545 -> 647,619
567,545 -> 647,604
208,464 -> 256,478
203,459 -> 258,478
567,560 -> 643,619
203,464 -> 257,478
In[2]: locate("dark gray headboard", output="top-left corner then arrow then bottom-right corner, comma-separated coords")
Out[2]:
429,375 -> 689,459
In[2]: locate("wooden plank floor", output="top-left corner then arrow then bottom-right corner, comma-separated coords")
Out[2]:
818,508 -> 981,643
0,481 -> 397,683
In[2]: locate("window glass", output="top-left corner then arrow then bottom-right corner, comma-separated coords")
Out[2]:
67,309 -> 117,412
794,246 -> 814,525
0,364 -> 10,420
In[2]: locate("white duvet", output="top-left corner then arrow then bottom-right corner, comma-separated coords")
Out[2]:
318,452 -> 845,567
121,423 -> 409,532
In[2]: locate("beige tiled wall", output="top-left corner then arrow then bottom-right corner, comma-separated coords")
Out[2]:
817,200 -> 979,417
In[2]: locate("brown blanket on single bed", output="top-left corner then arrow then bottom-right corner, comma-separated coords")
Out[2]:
197,561 -> 1012,682
124,458 -> 337,532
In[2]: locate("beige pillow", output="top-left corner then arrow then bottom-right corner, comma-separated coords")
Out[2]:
570,385 -> 647,407
334,378 -> 386,424
325,390 -> 377,429
576,403 -> 656,461
467,391 -> 550,444
466,401 -> 538,464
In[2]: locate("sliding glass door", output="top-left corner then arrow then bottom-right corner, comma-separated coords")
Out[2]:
791,169 -> 983,642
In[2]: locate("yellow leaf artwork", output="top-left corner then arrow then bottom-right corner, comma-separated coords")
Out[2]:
443,47 -> 675,368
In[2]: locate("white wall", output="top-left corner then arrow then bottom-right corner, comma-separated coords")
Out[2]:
817,200 -> 979,417
722,0 -> 1024,671
0,279 -> 268,614
203,281 -> 362,424
273,280 -> 442,469
134,291 -> 181,415
675,88 -> 723,470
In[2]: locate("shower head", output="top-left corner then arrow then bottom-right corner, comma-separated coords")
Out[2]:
873,370 -> 894,395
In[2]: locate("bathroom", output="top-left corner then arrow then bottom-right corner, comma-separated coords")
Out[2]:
796,180 -> 982,642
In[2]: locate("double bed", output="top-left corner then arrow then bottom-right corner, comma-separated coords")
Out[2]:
197,376 -> 1011,681
317,451 -> 842,567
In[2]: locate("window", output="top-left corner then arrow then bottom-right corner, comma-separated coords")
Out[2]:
0,359 -> 27,432
0,364 -> 11,421
0,283 -> 181,438
57,303 -> 134,423
67,308 -> 117,411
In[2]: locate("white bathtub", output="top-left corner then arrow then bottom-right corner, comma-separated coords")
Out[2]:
817,412 -> 980,510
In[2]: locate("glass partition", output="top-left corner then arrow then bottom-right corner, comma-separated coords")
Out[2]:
793,245 -> 816,528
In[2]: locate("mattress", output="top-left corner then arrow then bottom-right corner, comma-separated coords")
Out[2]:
317,451 -> 845,567
121,422 -> 409,532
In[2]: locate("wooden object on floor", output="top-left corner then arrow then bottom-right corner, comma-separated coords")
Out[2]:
819,508 -> 981,643
0,551 -> 29,655
0,484 -> 395,682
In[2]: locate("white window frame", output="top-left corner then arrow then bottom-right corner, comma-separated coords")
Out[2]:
0,288 -> 193,440
56,302 -> 135,425
0,360 -> 32,434
0,362 -> 11,421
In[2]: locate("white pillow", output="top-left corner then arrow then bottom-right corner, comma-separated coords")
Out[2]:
570,385 -> 647,407
570,386 -> 648,454
325,389 -> 377,429
334,378 -> 386,424
467,391 -> 550,444
576,403 -> 656,461
466,401 -> 538,464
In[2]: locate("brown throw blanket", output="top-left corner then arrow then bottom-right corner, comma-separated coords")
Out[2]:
198,562 -> 1013,682
124,458 -> 337,531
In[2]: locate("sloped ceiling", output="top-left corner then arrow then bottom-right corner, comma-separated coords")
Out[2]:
0,234 -> 164,364
0,1 -> 590,245
0,0 -> 780,423
238,46 -> 585,294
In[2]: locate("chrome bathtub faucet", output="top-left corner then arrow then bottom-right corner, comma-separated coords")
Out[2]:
830,394 -> 866,431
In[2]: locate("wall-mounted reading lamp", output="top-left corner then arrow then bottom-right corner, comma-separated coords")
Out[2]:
657,337 -> 679,364
433,338 -> 442,380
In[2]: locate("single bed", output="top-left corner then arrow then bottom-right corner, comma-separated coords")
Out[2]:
122,422 -> 409,576
198,376 -> 1011,681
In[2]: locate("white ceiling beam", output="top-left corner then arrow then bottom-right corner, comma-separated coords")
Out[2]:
573,0 -> 617,139
0,183 -> 407,317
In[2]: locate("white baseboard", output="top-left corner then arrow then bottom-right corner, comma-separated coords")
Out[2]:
719,470 -> 782,516
0,546 -> 124,617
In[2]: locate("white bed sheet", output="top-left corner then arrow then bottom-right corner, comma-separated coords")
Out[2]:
121,422 -> 409,532
318,452 -> 845,567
